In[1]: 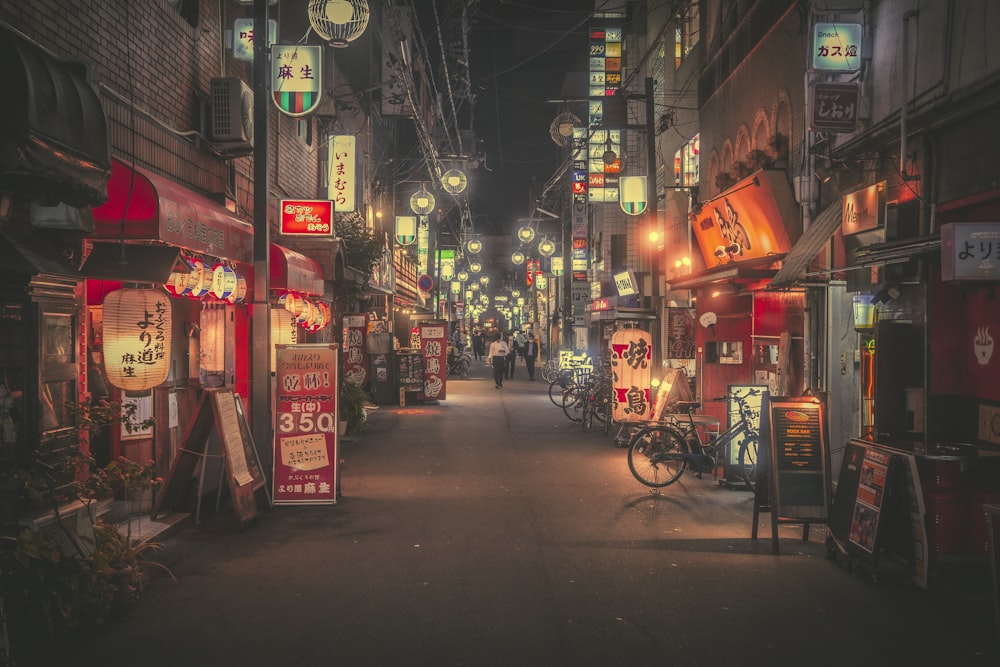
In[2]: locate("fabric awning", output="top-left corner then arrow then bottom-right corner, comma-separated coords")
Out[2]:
0,26 -> 110,208
769,201 -> 844,289
270,244 -> 325,296
91,158 -> 253,264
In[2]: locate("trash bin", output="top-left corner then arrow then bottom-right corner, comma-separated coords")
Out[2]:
916,443 -> 977,556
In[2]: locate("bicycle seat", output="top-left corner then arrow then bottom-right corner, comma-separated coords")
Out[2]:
674,401 -> 701,411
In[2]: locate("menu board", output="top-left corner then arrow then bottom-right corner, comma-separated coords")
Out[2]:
397,352 -> 424,391
766,398 -> 830,520
273,344 -> 338,505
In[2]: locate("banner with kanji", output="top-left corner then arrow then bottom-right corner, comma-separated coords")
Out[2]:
419,321 -> 447,401
273,344 -> 338,505
610,328 -> 652,422
341,314 -> 369,388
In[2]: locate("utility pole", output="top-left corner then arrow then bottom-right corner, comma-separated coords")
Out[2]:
251,0 -> 272,481
644,76 -> 662,373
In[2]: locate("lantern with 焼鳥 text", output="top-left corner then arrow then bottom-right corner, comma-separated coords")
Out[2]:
610,327 -> 653,423
103,287 -> 173,391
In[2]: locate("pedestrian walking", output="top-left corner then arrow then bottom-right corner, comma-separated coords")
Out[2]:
488,333 -> 509,388
505,332 -> 517,379
522,332 -> 539,380
472,330 -> 485,361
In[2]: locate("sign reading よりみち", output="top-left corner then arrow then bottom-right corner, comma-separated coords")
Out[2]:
272,45 -> 322,117
610,328 -> 652,423
273,344 -> 338,504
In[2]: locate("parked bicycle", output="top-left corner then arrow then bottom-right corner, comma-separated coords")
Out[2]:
447,349 -> 472,378
626,389 -> 762,490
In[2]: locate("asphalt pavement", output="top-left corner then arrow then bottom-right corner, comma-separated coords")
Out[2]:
22,359 -> 1000,666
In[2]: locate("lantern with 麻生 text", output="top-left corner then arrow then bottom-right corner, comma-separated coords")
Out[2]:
103,287 -> 173,391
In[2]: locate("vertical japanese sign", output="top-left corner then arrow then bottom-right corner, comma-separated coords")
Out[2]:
274,344 -> 338,505
419,322 -> 447,400
328,135 -> 356,212
610,328 -> 652,422
232,18 -> 276,61
272,45 -> 322,117
341,314 -> 368,388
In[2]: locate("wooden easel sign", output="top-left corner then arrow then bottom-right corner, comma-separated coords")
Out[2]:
273,344 -> 339,505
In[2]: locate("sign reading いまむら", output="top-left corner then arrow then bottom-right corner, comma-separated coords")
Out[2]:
273,344 -> 338,505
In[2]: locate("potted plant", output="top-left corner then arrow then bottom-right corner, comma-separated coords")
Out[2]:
338,380 -> 369,436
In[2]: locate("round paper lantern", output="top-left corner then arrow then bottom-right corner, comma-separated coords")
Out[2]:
210,264 -> 238,300
469,261 -> 482,273
511,251 -> 525,265
466,238 -> 483,254
457,270 -> 469,282
227,273 -> 248,304
281,292 -> 304,316
517,225 -> 535,243
186,259 -> 209,298
538,238 -> 556,257
297,299 -> 316,326
316,302 -> 331,329
103,287 -> 173,391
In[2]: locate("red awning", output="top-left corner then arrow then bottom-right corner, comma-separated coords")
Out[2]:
91,158 -> 253,264
270,244 -> 325,296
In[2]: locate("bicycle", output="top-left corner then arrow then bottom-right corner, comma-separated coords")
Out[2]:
626,389 -> 762,490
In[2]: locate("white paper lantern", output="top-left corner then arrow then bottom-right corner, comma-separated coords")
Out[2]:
103,288 -> 173,391
227,273 -> 248,304
210,263 -> 238,300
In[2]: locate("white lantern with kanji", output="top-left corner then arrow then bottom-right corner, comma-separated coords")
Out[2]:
103,287 -> 173,391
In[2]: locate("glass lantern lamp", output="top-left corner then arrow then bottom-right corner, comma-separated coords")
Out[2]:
852,293 -> 875,332
469,261 -> 482,273
511,251 -> 525,265
538,238 -> 556,257
410,187 -> 436,215
466,237 -> 483,254
517,225 -> 535,243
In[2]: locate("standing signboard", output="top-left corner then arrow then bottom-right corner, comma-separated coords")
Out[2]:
418,321 -> 447,400
397,351 -> 424,402
273,344 -> 338,505
766,397 -> 830,520
610,328 -> 652,422
341,314 -> 369,387
828,439 -> 929,588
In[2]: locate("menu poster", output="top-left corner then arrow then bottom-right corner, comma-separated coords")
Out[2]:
419,322 -> 447,400
849,447 -> 889,553
665,308 -> 696,359
342,314 -> 369,388
767,398 -> 830,521
273,344 -> 338,505
397,352 -> 424,391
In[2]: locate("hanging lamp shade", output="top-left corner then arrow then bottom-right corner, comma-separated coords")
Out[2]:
103,287 -> 173,391
210,264 -> 238,300
538,238 -> 556,257
307,0 -> 370,47
466,237 -> 483,254
479,275 -> 490,285
517,225 -> 535,243
469,261 -> 482,273
511,251 -> 525,265
186,259 -> 209,298
457,269 -> 469,282
410,188 -> 436,215
442,168 -> 468,194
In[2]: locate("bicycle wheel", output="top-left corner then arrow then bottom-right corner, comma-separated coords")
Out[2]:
549,371 -> 575,407
736,436 -> 759,490
457,358 -> 470,378
627,426 -> 688,488
562,387 -> 586,422
540,360 -> 559,383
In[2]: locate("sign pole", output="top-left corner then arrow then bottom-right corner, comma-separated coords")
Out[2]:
252,0 -> 273,481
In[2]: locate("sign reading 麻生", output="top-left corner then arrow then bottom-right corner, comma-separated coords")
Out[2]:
273,344 -> 338,505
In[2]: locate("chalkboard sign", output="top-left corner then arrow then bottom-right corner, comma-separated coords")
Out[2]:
152,389 -> 260,528
766,397 -> 830,521
397,352 -> 424,390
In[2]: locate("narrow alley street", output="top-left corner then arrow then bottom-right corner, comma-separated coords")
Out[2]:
30,364 -> 1000,667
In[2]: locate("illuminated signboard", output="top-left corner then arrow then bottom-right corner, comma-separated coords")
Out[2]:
812,22 -> 862,72
328,135 -> 356,212
232,18 -> 276,62
272,45 -> 322,117
280,199 -> 333,236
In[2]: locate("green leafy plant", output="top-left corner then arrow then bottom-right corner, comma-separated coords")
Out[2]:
333,213 -> 387,308
339,380 -> 370,435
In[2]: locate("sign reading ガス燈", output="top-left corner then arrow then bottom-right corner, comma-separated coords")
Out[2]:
273,344 -> 338,505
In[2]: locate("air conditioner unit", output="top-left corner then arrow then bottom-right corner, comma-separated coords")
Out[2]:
210,77 -> 254,147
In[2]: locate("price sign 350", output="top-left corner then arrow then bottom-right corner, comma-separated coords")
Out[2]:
278,412 -> 338,434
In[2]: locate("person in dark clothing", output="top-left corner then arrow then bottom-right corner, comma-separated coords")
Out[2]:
472,330 -> 485,361
522,332 -> 539,380
505,333 -> 517,379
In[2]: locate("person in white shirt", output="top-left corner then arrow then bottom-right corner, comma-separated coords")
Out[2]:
487,333 -> 510,388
